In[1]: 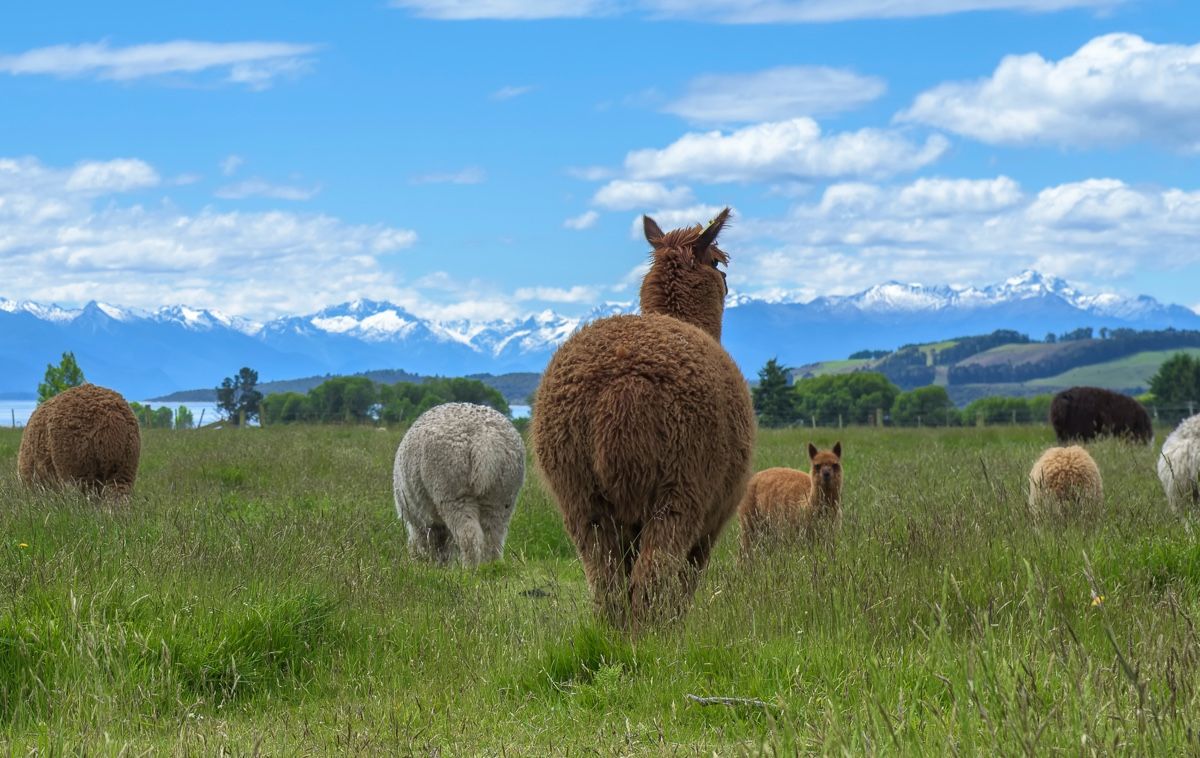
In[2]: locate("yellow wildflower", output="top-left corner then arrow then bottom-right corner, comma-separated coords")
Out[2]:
1091,594 -> 1105,607
18,543 -> 29,549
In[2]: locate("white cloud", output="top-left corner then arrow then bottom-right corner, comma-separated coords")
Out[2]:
592,180 -> 694,210
664,66 -> 885,123
899,34 -> 1200,150
0,40 -> 318,90
490,84 -> 534,100
64,159 -> 160,193
0,156 -> 417,320
624,118 -> 948,183
220,155 -> 244,176
724,175 -> 1200,298
629,204 -> 729,239
894,176 -> 1023,215
390,0 -> 1122,22
1025,178 -> 1154,228
563,210 -> 600,230
409,167 -> 487,185
215,178 -> 321,201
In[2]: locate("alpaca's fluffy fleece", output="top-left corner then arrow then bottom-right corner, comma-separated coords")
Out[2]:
1028,445 -> 1103,515
738,443 -> 843,550
393,402 -> 525,567
1158,414 -> 1200,511
534,209 -> 754,633
18,383 -> 141,500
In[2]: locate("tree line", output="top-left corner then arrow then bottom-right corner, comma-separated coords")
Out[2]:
754,351 -> 1200,428
260,375 -> 511,425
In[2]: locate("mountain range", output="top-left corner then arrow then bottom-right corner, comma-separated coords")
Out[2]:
3,270 -> 1198,400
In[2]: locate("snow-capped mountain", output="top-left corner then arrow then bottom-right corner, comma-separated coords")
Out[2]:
1,271 -> 1197,400
802,270 -> 1177,316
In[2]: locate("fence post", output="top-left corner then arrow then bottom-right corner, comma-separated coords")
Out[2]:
811,415 -> 816,429
875,408 -> 883,427
838,414 -> 843,429
1011,409 -> 1017,425
1190,401 -> 1196,417
239,409 -> 246,428
917,415 -> 922,428
10,409 -> 14,428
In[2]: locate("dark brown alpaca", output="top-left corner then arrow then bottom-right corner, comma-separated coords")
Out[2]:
738,442 -> 843,551
18,383 -> 141,500
532,209 -> 755,633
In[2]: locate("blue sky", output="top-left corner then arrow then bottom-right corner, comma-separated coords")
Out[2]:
2,0 -> 1199,322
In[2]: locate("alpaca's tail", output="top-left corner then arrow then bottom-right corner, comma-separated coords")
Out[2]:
591,374 -> 663,500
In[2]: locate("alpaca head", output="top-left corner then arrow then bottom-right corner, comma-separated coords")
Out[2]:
808,441 -> 843,508
639,207 -> 731,341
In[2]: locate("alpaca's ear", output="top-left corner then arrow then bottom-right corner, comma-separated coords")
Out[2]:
808,443 -> 818,460
693,207 -> 731,259
833,441 -> 842,459
643,215 -> 664,246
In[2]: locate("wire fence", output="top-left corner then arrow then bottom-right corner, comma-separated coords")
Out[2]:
773,402 -> 1200,430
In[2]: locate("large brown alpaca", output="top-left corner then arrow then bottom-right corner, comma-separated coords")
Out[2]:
738,442 -> 843,551
533,208 -> 755,633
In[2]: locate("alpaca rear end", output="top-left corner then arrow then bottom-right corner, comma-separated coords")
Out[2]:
533,209 -> 755,633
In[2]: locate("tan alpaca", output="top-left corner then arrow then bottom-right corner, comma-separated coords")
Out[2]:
1028,445 -> 1102,517
739,442 -> 843,550
533,209 -> 755,633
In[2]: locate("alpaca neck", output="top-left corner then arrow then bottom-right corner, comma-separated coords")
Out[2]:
639,260 -> 724,341
811,481 -> 841,513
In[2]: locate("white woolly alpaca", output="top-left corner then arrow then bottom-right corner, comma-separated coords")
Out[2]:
1158,414 -> 1200,511
1028,445 -> 1103,516
393,402 -> 525,567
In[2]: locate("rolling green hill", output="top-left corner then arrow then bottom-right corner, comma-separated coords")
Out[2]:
1027,348 -> 1200,390
807,328 -> 1200,405
789,359 -> 872,378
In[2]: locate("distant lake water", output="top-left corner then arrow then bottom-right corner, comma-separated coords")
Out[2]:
2,400 -> 531,428
2,400 -> 222,429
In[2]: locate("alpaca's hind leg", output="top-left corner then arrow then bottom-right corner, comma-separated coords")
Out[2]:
406,520 -> 451,564
479,501 -> 514,563
564,503 -> 632,630
679,529 -> 718,602
629,506 -> 703,632
441,500 -> 485,568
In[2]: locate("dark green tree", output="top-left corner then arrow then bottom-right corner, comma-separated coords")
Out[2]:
752,358 -> 796,428
216,367 -> 263,425
37,351 -> 86,403
793,372 -> 899,425
175,406 -> 195,430
891,386 -> 959,426
1149,353 -> 1200,404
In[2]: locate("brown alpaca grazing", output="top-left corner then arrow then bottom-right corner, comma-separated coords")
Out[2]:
18,383 -> 141,500
738,442 -> 843,550
532,208 -> 755,633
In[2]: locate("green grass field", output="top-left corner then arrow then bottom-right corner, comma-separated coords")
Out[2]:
793,359 -> 872,377
1029,348 -> 1200,391
2,424 -> 1199,753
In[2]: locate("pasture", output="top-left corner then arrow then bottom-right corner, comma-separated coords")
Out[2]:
1,424 -> 1198,753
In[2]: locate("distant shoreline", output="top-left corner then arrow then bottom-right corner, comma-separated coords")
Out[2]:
149,369 -> 541,405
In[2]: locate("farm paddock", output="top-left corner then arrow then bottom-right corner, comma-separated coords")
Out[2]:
0,424 -> 1197,754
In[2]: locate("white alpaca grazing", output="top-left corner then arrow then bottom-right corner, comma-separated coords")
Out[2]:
1159,414 -> 1200,512
393,402 -> 525,567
